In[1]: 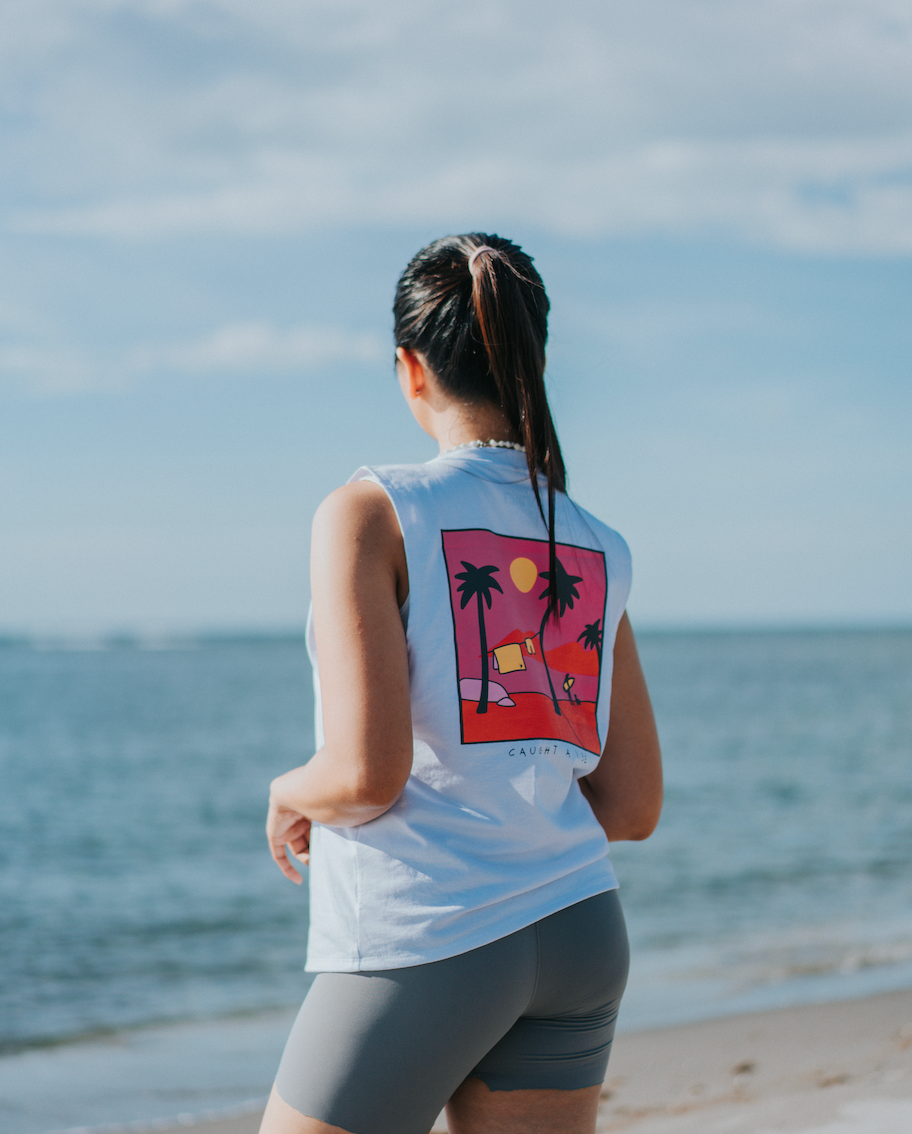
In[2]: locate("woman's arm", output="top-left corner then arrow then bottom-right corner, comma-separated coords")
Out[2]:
579,613 -> 663,842
266,480 -> 413,882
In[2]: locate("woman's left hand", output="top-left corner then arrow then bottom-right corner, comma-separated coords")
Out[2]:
266,796 -> 312,883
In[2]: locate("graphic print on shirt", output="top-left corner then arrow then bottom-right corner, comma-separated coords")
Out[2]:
441,528 -> 608,754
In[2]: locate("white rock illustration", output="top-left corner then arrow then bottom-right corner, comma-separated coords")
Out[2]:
459,677 -> 515,707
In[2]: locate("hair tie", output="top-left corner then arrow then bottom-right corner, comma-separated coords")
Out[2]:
467,245 -> 499,271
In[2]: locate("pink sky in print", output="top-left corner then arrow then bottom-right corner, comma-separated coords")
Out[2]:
442,528 -> 608,754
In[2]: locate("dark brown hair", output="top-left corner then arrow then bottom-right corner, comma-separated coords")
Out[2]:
393,233 -> 567,617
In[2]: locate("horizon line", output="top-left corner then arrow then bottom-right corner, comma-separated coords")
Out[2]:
2,620 -> 911,650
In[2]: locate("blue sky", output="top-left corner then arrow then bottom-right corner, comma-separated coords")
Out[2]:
1,0 -> 910,632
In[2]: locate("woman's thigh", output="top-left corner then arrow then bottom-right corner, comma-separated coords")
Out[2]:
272,931 -> 538,1134
269,892 -> 628,1134
446,1079 -> 602,1134
260,1080 -> 603,1134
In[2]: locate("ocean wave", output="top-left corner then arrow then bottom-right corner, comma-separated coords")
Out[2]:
660,918 -> 912,993
42,1097 -> 267,1134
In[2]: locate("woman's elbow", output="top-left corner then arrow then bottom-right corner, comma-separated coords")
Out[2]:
357,780 -> 405,813
622,810 -> 661,842
351,752 -> 412,814
631,785 -> 664,840
605,791 -> 663,842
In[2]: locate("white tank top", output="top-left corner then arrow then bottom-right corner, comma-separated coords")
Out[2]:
304,447 -> 632,971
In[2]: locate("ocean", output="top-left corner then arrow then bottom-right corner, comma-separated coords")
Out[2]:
1,629 -> 911,1132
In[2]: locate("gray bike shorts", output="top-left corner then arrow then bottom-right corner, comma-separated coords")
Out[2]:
274,889 -> 629,1134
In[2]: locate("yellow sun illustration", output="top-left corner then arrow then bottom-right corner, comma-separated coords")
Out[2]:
509,557 -> 538,593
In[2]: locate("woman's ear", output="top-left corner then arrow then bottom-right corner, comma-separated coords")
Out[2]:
395,347 -> 429,400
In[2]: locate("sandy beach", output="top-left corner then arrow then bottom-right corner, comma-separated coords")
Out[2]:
147,988 -> 912,1134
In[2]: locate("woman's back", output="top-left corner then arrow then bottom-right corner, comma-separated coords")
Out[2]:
306,444 -> 632,971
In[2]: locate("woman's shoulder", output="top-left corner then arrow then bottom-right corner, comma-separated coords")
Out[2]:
563,494 -> 631,566
349,460 -> 428,481
312,479 -> 401,547
311,456 -> 476,542
343,458 -> 467,505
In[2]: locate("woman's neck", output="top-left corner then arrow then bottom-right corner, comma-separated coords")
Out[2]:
397,349 -> 520,453
427,400 -> 520,454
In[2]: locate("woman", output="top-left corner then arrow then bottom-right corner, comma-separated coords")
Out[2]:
261,234 -> 662,1134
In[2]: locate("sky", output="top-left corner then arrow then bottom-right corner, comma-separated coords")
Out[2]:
1,0 -> 910,633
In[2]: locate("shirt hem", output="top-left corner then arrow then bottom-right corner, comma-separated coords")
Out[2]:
305,870 -> 618,973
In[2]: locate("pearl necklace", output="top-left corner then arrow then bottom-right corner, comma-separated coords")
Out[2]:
442,439 -> 526,455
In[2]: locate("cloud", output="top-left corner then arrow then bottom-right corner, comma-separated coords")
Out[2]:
15,138 -> 912,254
3,1 -> 912,252
0,343 -> 113,396
145,321 -> 385,373
0,321 -> 388,395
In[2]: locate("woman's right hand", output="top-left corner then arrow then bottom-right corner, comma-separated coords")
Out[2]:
266,795 -> 312,883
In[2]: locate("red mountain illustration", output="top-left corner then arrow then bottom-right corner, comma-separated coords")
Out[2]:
543,639 -> 600,676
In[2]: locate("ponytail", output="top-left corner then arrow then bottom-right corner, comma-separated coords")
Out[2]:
393,233 -> 567,620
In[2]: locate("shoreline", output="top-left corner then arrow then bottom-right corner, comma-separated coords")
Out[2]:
95,987 -> 912,1134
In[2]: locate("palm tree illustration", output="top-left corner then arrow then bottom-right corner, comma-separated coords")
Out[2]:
577,619 -> 603,664
455,561 -> 503,714
537,557 -> 583,716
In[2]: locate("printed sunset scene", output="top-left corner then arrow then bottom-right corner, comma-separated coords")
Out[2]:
441,528 -> 609,755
